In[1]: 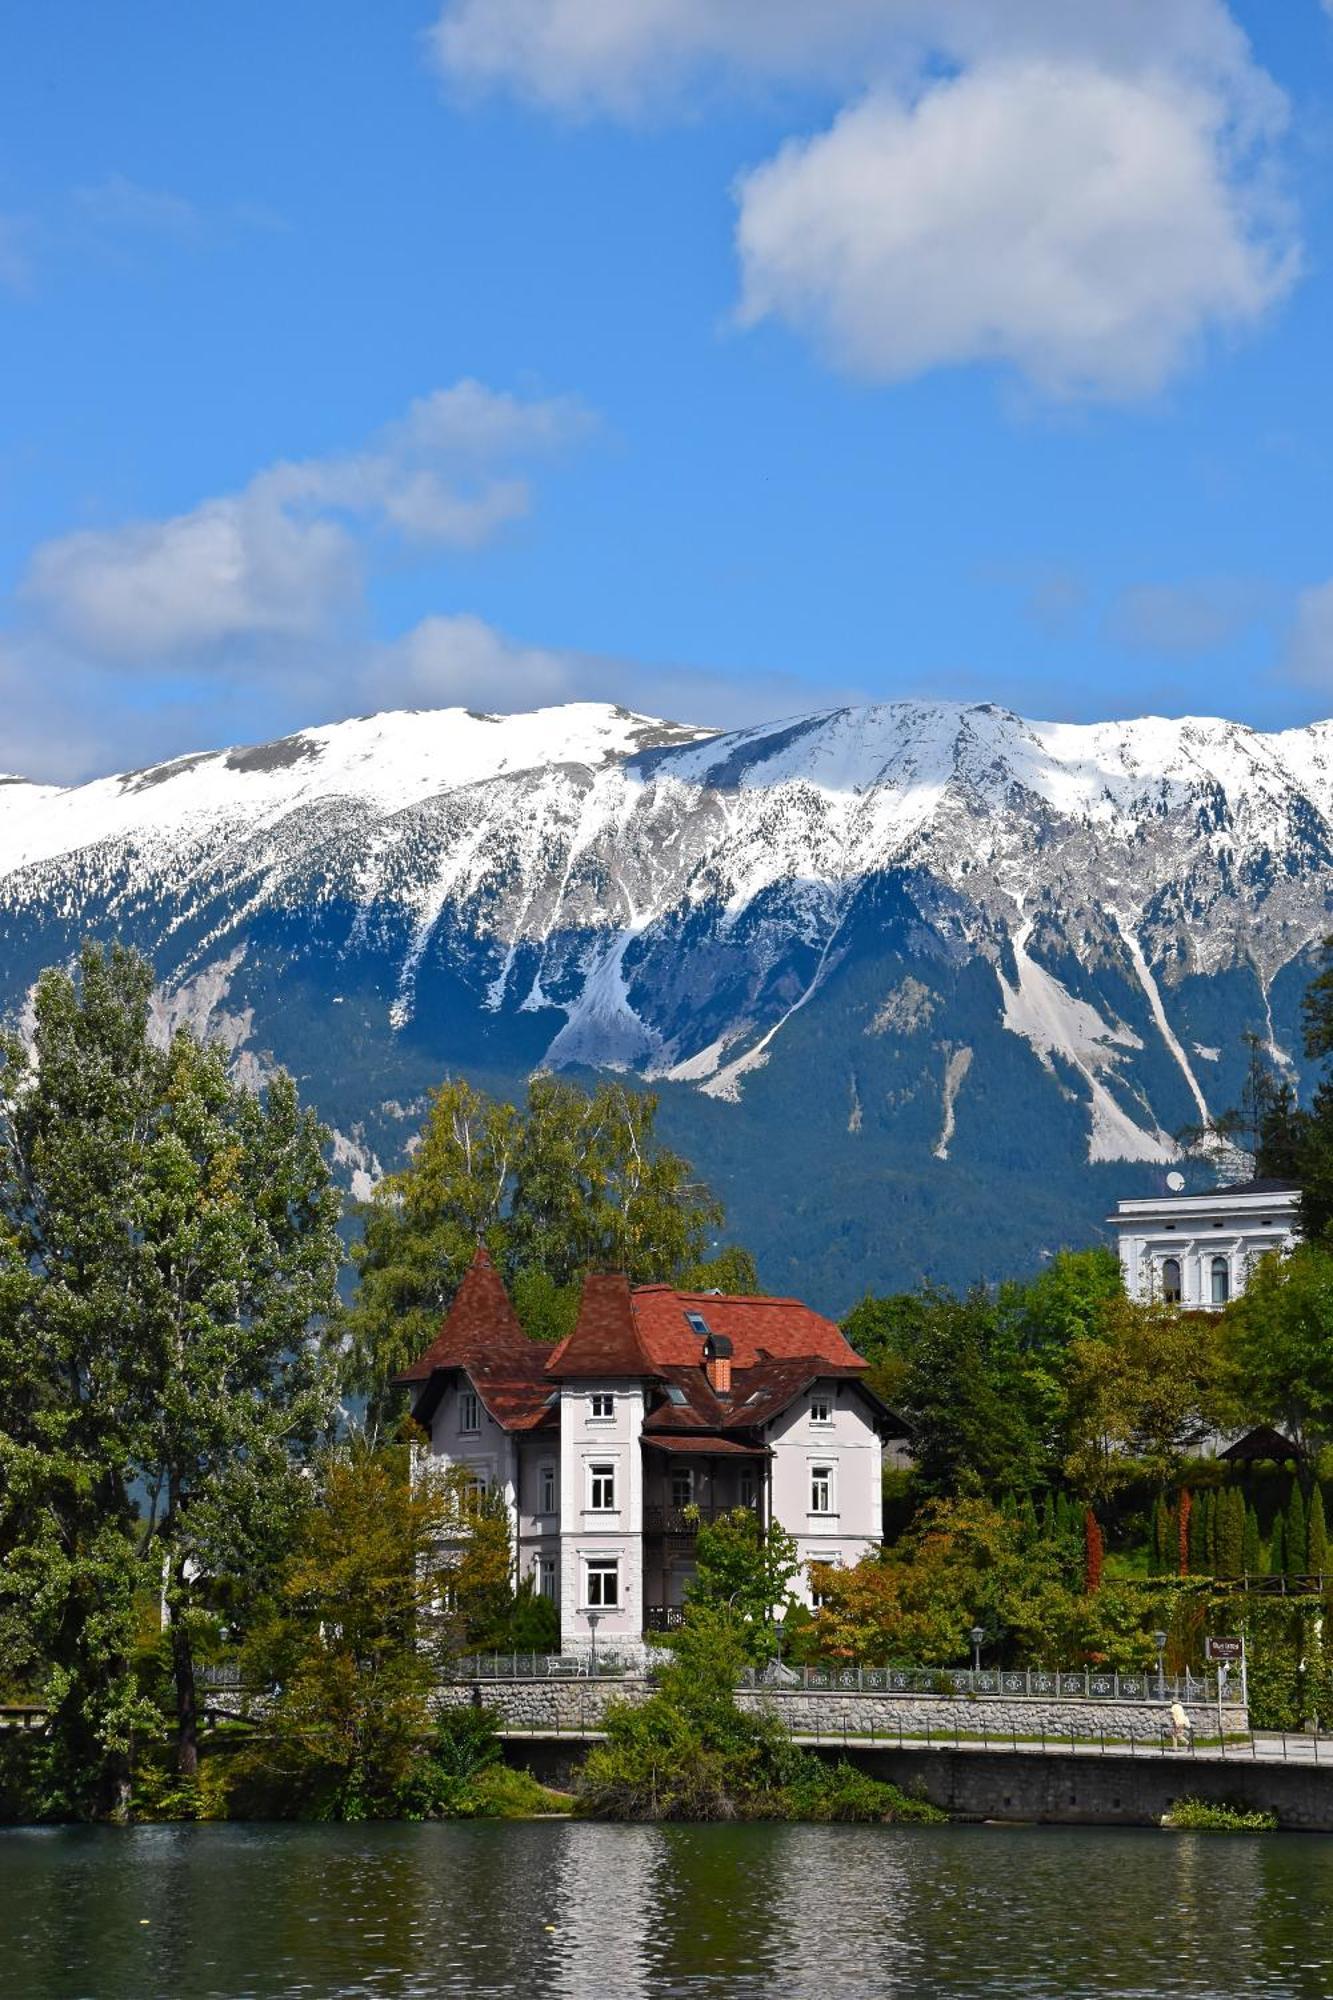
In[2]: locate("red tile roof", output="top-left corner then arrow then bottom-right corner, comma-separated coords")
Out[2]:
397,1246 -> 532,1382
546,1272 -> 656,1379
398,1262 -> 889,1440
629,1286 -> 863,1371
398,1247 -> 555,1432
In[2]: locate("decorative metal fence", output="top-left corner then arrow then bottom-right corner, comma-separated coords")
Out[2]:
448,1653 -> 631,1681
441,1654 -> 1222,1700
774,1665 -> 1220,1703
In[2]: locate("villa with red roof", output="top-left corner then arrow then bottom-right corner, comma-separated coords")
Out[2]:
400,1249 -> 902,1661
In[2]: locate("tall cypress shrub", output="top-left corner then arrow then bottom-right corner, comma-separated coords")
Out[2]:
1216,1488 -> 1244,1578
1189,1489 -> 1207,1572
1287,1485 -> 1308,1580
1309,1486 -> 1328,1581
1270,1512 -> 1286,1578
1243,1502 -> 1262,1578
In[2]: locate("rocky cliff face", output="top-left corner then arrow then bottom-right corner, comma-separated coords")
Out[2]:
2,698 -> 1329,1306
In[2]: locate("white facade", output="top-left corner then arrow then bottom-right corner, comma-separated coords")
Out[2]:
1113,1181 -> 1299,1310
765,1381 -> 884,1580
558,1379 -> 647,1661
421,1365 -> 884,1657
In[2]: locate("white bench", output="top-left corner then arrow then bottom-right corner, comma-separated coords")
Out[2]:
545,1656 -> 590,1678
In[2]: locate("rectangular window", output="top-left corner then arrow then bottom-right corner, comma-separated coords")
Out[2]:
670,1467 -> 694,1510
739,1468 -> 756,1510
459,1390 -> 480,1434
810,1464 -> 834,1515
589,1392 -> 615,1420
539,1463 -> 557,1516
586,1557 -> 619,1608
589,1463 -> 616,1511
810,1395 -> 832,1424
539,1556 -> 557,1602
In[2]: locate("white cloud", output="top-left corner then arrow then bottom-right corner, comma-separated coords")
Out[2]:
734,62 -> 1296,400
1287,582 -> 1333,685
431,0 -> 1296,401
25,495 -> 355,659
22,381 -> 592,658
429,0 -> 1267,117
74,175 -> 200,234
1109,578 -> 1268,656
371,612 -> 578,709
361,613 -> 870,734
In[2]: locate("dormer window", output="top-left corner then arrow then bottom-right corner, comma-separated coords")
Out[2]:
589,1392 -> 614,1421
460,1390 -> 480,1434
811,1395 -> 832,1425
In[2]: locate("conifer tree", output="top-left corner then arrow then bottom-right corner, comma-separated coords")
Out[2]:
1269,1512 -> 1286,1578
1287,1484 -> 1308,1579
1040,1491 -> 1056,1542
1215,1487 -> 1244,1579
1310,1485 -> 1329,1580
1189,1489 -> 1209,1572
1019,1493 -> 1038,1543
1177,1489 -> 1193,1575
1243,1502 -> 1262,1577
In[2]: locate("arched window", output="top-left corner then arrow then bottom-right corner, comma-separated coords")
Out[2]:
1211,1255 -> 1230,1306
1161,1256 -> 1182,1304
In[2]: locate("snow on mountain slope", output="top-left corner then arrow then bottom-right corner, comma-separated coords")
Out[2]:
0,704 -> 709,879
2,698 -> 1332,1209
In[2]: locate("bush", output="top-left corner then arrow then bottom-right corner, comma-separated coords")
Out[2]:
1165,1797 -> 1277,1832
578,1607 -> 951,1824
773,1761 -> 946,1824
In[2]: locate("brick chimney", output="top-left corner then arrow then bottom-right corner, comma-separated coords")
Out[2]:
703,1331 -> 733,1396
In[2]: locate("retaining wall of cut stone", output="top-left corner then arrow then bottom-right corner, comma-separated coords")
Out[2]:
434,1676 -> 1245,1743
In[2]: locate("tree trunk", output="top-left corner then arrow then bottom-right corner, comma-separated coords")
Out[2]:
166,1548 -> 199,1781
102,1750 -> 133,1825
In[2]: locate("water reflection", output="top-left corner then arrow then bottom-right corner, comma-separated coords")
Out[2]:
4,1821 -> 1333,1999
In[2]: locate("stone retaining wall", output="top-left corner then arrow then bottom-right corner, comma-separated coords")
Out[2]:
436,1676 -> 1245,1743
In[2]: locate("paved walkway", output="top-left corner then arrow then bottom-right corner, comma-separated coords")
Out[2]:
496,1724 -> 1333,1768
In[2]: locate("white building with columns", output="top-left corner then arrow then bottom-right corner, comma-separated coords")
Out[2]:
400,1251 -> 901,1660
1112,1177 -> 1300,1310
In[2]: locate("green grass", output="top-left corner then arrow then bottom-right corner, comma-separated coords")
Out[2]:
1164,1797 -> 1278,1832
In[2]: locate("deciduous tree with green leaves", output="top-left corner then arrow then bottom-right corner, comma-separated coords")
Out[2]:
1063,1296 -> 1223,1506
688,1506 -> 801,1656
0,943 -> 344,1813
242,1443 -> 452,1819
347,1073 -> 746,1428
1224,1244 -> 1333,1455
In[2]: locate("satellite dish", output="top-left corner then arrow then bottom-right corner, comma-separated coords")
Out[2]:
1166,1171 -> 1186,1193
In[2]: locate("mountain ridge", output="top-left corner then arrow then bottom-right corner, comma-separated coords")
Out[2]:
1,695 -> 1329,1307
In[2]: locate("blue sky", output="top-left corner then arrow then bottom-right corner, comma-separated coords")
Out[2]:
3,0 -> 1333,780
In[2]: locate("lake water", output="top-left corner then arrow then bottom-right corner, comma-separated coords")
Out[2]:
3,1820 -> 1333,1999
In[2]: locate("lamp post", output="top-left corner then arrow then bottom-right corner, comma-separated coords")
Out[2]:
587,1611 -> 601,1677
1154,1630 -> 1168,1702
773,1619 -> 786,1674
970,1626 -> 985,1676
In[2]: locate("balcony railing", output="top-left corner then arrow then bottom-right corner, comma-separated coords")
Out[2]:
642,1501 -> 759,1536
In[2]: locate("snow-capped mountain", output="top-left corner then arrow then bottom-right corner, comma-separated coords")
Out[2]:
2,698 -> 1330,1306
